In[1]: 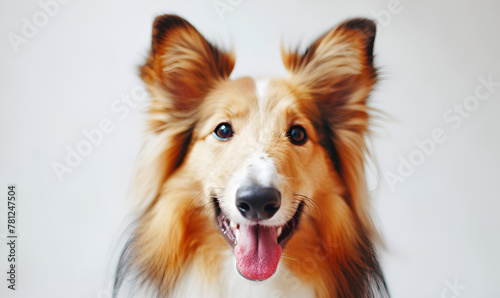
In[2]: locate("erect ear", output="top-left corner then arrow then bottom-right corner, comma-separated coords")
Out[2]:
282,18 -> 376,107
134,15 -> 234,208
140,14 -> 235,112
282,19 -> 377,234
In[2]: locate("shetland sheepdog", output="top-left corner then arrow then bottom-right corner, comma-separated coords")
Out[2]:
114,14 -> 389,298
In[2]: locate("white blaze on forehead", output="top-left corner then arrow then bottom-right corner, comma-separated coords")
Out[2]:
219,78 -> 286,224
247,78 -> 276,187
254,78 -> 270,115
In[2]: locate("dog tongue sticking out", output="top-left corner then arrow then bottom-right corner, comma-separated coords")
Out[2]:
234,224 -> 282,281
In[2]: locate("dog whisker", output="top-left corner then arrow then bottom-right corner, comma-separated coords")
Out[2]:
187,187 -> 226,218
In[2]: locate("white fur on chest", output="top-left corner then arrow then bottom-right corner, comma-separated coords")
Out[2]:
172,257 -> 315,298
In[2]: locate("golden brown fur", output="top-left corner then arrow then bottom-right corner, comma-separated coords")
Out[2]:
115,15 -> 388,298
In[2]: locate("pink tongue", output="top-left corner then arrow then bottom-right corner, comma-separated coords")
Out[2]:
234,225 -> 282,281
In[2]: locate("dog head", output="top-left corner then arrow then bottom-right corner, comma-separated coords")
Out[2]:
120,15 -> 384,296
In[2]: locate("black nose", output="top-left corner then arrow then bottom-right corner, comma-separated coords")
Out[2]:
236,185 -> 281,220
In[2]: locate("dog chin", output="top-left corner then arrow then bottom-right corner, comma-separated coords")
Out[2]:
213,198 -> 304,281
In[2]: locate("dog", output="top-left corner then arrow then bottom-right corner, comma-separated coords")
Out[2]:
114,14 -> 389,298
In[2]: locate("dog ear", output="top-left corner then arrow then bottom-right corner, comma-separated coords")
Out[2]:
135,15 -> 234,208
140,14 -> 235,112
282,18 -> 376,106
282,19 -> 377,234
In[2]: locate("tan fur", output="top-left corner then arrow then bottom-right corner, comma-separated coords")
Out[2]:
115,15 -> 388,298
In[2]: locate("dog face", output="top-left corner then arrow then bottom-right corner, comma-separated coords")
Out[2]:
116,15 -> 388,297
184,77 -> 337,280
189,77 -> 322,225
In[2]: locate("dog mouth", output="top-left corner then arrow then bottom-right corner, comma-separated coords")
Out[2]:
213,198 -> 304,281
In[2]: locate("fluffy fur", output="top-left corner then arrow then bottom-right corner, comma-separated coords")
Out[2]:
114,15 -> 389,298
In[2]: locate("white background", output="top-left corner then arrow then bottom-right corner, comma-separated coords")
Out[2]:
1,0 -> 499,297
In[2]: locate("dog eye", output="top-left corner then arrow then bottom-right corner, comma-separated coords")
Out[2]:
287,125 -> 307,145
213,123 -> 234,141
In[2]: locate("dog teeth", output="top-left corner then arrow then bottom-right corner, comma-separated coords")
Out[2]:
277,226 -> 282,238
230,221 -> 237,230
235,228 -> 240,242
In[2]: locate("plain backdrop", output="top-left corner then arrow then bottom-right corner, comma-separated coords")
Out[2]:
1,0 -> 500,297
